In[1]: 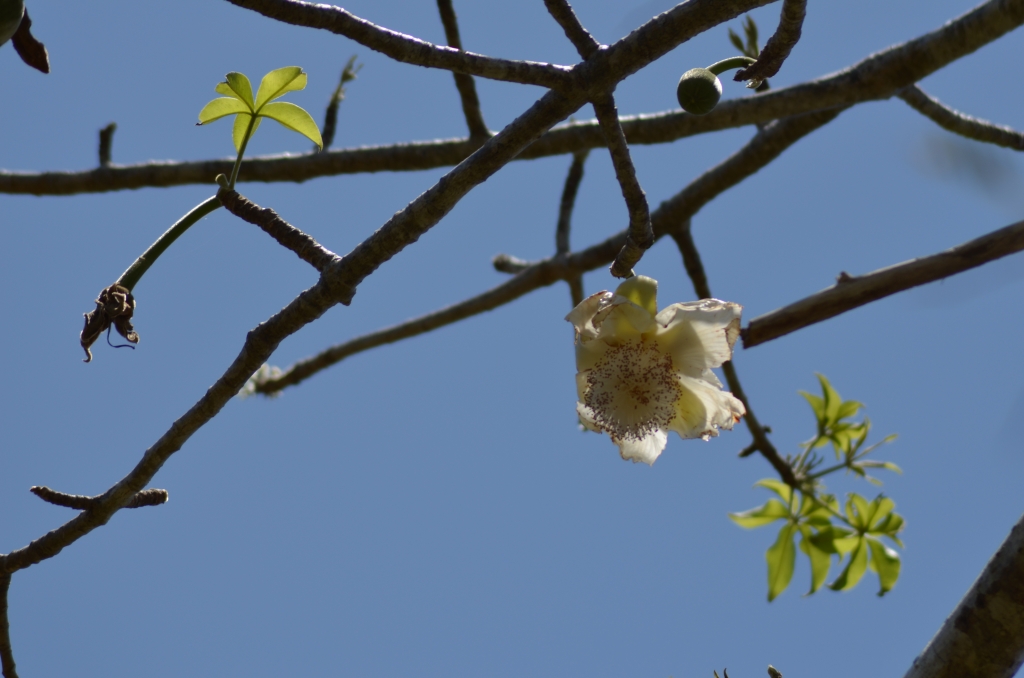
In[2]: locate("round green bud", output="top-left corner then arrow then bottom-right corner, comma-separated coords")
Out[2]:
676,68 -> 722,116
0,0 -> 25,47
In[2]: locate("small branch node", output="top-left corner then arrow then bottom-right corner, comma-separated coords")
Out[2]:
98,123 -> 117,167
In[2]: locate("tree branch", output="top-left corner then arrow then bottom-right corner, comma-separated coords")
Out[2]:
7,0 -> 1021,196
903,509 -> 1024,678
29,486 -> 169,510
734,0 -> 806,83
898,84 -> 1024,151
0,573 -> 15,678
436,0 -> 490,142
670,223 -> 797,487
543,0 -> 601,59
593,94 -> 654,277
224,0 -> 574,89
742,218 -> 1024,348
253,109 -> 839,394
217,188 -> 339,273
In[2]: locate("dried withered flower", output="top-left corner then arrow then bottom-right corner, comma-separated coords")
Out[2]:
80,284 -> 139,363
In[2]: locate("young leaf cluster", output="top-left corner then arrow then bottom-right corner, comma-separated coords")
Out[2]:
727,16 -> 770,92
730,375 -> 903,600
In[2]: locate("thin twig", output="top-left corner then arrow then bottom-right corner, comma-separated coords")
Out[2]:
436,0 -> 490,141
0,573 -> 15,678
742,218 -> 1024,348
593,95 -> 653,277
543,0 -> 601,58
253,109 -> 839,395
29,486 -> 168,510
734,0 -> 807,83
897,84 -> 1024,151
7,0 -> 1020,196
556,150 -> 589,306
224,0 -> 574,89
321,57 -> 360,150
670,224 -> 797,486
98,123 -> 116,168
217,189 -> 340,273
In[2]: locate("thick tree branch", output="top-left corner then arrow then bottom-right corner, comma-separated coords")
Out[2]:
742,218 -> 1024,348
898,84 -> 1024,150
0,573 -> 15,678
217,188 -> 339,273
734,0 -> 806,83
593,94 -> 654,277
903,509 -> 1024,678
224,0 -> 573,89
436,0 -> 490,142
7,0 -> 1021,196
253,109 -> 838,394
670,223 -> 797,486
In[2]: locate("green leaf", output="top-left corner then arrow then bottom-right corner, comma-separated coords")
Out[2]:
817,373 -> 842,424
799,525 -> 831,594
730,499 -> 789,528
231,113 -> 261,152
767,523 -> 797,601
221,72 -> 255,109
836,399 -> 861,421
829,537 -> 868,591
260,101 -> 323,150
859,460 -> 902,474
833,534 -> 860,555
254,66 -> 307,111
728,28 -> 746,53
808,525 -> 849,554
755,479 -> 793,505
799,390 -> 825,424
847,494 -> 871,529
867,538 -> 901,596
197,98 -> 250,125
871,496 -> 895,524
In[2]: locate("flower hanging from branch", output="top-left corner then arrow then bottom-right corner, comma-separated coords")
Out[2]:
566,275 -> 745,465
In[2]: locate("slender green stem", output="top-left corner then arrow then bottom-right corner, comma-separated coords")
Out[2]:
116,196 -> 222,291
228,115 -> 258,188
706,56 -> 757,76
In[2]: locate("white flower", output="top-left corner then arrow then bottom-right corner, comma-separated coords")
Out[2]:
566,275 -> 745,465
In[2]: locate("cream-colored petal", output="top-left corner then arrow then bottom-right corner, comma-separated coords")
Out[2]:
654,299 -> 742,376
595,295 -> 655,339
615,429 -> 668,465
668,374 -> 745,440
576,402 -> 603,433
566,291 -> 613,343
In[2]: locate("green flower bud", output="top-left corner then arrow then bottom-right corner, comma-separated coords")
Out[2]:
0,0 -> 25,47
676,68 -> 722,116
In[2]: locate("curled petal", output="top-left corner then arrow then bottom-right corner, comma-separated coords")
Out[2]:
616,429 -> 668,465
669,374 -> 745,440
654,299 -> 742,376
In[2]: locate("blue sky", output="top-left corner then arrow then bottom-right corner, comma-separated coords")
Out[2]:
2,0 -> 1024,675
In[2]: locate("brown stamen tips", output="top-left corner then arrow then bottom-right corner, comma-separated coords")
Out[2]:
80,284 -> 139,363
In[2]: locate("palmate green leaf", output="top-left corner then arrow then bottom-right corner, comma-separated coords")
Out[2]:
730,499 -> 790,528
798,525 -> 832,594
767,523 -> 797,601
197,97 -> 250,125
255,66 -> 307,111
867,537 -> 901,596
260,101 -> 323,150
231,113 -> 262,152
829,537 -> 869,591
219,72 -> 255,109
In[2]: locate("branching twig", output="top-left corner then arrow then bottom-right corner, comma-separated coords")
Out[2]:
30,486 -> 168,510
898,84 -> 1024,151
217,189 -> 339,273
670,223 -> 797,486
7,0 -> 1020,196
543,0 -> 600,59
224,0 -> 574,89
0,573 -> 15,678
253,109 -> 839,394
734,0 -> 807,83
436,0 -> 490,142
742,218 -> 1024,348
593,95 -> 653,277
98,123 -> 116,168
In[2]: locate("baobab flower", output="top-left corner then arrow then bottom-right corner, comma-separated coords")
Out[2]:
566,275 -> 745,465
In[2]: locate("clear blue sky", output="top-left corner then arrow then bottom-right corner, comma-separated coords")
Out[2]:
3,1 -> 1023,675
